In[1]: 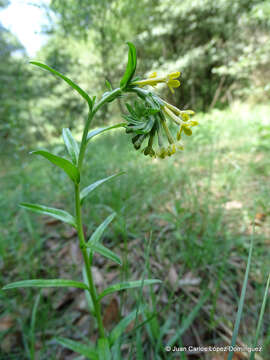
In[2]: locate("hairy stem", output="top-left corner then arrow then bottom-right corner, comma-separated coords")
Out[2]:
75,88 -> 122,340
74,183 -> 105,338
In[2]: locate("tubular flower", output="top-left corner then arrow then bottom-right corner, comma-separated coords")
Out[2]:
123,87 -> 196,159
162,103 -> 197,140
133,71 -> 181,93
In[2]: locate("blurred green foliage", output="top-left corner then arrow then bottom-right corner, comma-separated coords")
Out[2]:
0,0 -> 270,149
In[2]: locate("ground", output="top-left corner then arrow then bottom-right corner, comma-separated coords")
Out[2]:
0,103 -> 269,359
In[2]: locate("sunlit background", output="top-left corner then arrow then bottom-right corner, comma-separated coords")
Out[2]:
0,0 -> 49,56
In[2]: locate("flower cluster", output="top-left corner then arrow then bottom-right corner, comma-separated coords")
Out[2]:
123,71 -> 197,159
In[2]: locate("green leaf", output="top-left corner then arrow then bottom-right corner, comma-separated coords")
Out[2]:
56,337 -> 98,360
20,203 -> 77,228
88,213 -> 116,245
86,243 -> 122,266
105,80 -> 112,91
30,292 -> 41,360
98,338 -> 111,360
31,150 -> 80,184
80,172 -> 125,204
82,265 -> 94,314
120,42 -> 137,89
98,279 -> 162,301
2,279 -> 89,290
86,123 -> 125,142
62,128 -> 79,165
228,236 -> 254,360
110,307 -> 143,344
250,273 -> 270,360
30,61 -> 92,106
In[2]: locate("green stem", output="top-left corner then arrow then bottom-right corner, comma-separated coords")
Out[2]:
78,88 -> 121,171
75,87 -> 122,340
74,183 -> 105,338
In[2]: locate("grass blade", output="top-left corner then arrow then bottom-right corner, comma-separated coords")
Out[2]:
228,237 -> 254,360
2,279 -> 89,290
167,291 -> 210,347
30,292 -> 41,360
62,128 -> 79,165
98,279 -> 162,301
30,61 -> 92,106
86,243 -> 122,266
31,150 -> 80,184
80,172 -> 125,204
250,273 -> 270,360
86,123 -> 125,142
20,203 -> 77,228
56,337 -> 98,359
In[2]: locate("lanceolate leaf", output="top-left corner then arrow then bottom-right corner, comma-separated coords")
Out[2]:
86,123 -> 125,142
30,61 -> 92,106
98,279 -> 162,301
20,203 -> 77,228
87,213 -> 116,245
62,128 -> 79,165
31,150 -> 80,184
110,307 -> 143,344
80,172 -> 125,204
55,337 -> 98,359
120,42 -> 137,89
86,243 -> 122,266
2,279 -> 89,290
98,338 -> 111,360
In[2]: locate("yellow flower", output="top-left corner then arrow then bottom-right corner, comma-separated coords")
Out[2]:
166,72 -> 181,93
161,102 -> 197,141
133,71 -> 181,93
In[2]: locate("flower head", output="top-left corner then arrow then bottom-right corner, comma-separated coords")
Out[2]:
123,87 -> 196,159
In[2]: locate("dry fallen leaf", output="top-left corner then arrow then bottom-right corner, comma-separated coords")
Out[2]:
62,228 -> 77,239
168,266 -> 178,288
254,212 -> 267,226
224,201 -> 243,210
92,266 -> 104,287
103,297 -> 119,330
1,331 -> 21,353
0,314 -> 15,331
179,271 -> 201,287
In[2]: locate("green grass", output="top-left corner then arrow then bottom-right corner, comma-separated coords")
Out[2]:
0,102 -> 270,359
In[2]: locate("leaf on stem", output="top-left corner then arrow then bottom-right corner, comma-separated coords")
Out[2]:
82,265 -> 95,314
2,279 -> 89,290
31,150 -> 80,184
87,213 -> 116,245
80,172 -> 125,204
109,307 -> 143,344
55,337 -> 98,359
98,279 -> 162,301
30,61 -> 92,106
62,128 -> 79,165
98,338 -> 111,360
86,123 -> 126,143
20,203 -> 77,228
120,42 -> 137,89
86,243 -> 122,266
